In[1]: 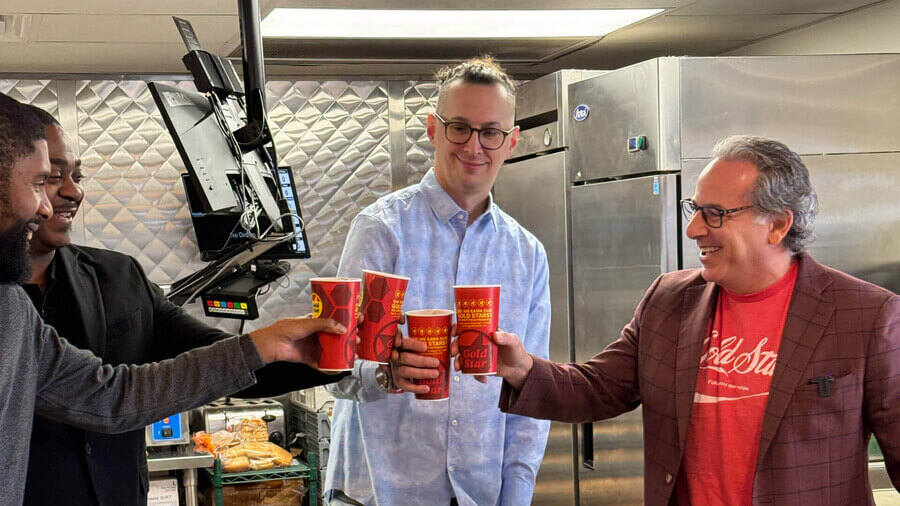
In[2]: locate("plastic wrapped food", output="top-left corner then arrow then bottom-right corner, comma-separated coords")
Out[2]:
192,430 -> 239,458
220,441 -> 293,471
239,418 -> 269,442
193,417 -> 294,473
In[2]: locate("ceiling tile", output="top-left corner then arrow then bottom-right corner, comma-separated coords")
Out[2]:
604,13 -> 832,43
670,0 -> 880,15
522,39 -> 748,73
35,14 -> 237,46
0,42 -> 189,73
265,0 -> 691,9
3,0 -> 236,15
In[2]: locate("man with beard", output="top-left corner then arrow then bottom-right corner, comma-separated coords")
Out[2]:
18,104 -> 348,506
0,95 -> 345,505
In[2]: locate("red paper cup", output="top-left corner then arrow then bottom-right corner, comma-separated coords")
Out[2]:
358,270 -> 410,363
311,277 -> 361,372
406,309 -> 453,401
454,285 -> 500,375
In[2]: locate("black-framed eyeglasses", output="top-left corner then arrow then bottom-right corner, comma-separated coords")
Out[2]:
680,199 -> 755,228
433,113 -> 515,150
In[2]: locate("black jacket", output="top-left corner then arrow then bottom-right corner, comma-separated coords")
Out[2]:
23,245 -> 344,506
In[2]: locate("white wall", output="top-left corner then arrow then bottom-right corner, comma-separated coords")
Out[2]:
726,0 -> 900,55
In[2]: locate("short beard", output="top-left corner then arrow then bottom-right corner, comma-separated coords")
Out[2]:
0,219 -> 32,284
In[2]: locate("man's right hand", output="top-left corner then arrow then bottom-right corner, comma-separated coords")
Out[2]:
249,317 -> 346,367
451,330 -> 534,391
389,337 -> 440,394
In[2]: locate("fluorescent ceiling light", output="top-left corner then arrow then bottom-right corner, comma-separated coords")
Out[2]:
261,8 -> 663,39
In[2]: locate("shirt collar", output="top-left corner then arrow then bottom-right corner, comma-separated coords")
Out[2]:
46,253 -> 59,284
421,168 -> 499,231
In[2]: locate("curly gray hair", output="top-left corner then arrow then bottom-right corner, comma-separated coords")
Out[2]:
712,135 -> 818,253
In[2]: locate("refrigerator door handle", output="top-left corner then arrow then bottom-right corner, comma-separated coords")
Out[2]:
581,422 -> 595,470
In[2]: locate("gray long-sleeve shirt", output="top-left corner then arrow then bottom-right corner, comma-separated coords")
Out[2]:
0,283 -> 265,505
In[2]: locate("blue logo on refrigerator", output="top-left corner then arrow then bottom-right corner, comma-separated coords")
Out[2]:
573,104 -> 590,122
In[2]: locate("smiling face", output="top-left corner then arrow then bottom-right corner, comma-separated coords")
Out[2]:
0,140 -> 52,236
685,157 -> 793,294
29,124 -> 84,254
426,81 -> 518,204
0,140 -> 52,283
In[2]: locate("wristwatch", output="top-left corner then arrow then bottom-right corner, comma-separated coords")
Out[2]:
375,364 -> 394,392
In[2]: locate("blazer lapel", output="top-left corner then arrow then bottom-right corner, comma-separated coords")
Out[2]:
676,281 -> 718,448
57,247 -> 108,358
755,254 -> 835,470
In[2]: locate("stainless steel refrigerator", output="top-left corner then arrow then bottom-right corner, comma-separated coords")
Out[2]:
493,69 -> 602,505
495,54 -> 900,505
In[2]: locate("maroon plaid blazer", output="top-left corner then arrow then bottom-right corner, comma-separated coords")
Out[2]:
500,253 -> 899,505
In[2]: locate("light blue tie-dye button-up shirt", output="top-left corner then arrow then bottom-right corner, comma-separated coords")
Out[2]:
324,169 -> 551,506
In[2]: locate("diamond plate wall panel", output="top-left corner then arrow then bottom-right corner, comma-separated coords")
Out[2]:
71,79 -> 392,330
0,79 -> 59,118
3,77 -> 418,332
404,82 -> 439,185
253,80 -> 391,330
75,80 -> 202,279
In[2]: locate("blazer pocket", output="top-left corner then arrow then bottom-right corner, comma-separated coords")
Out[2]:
788,370 -> 860,415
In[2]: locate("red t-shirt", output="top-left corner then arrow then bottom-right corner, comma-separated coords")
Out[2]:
676,261 -> 799,505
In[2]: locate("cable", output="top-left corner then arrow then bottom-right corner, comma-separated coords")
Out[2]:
181,253 -> 245,306
260,91 -> 278,166
275,272 -> 291,290
205,217 -> 246,261
208,90 -> 286,246
259,211 -> 304,240
208,92 -> 258,237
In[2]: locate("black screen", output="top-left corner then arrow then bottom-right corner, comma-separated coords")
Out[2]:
181,167 -> 310,260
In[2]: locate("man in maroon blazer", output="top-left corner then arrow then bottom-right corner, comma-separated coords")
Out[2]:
474,136 -> 899,505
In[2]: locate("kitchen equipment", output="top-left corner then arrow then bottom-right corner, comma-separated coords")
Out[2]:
199,397 -> 287,446
146,412 -> 191,447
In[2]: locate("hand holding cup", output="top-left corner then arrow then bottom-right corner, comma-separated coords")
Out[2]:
389,333 -> 440,395
310,277 -> 360,372
452,329 -> 533,389
250,317 -> 347,366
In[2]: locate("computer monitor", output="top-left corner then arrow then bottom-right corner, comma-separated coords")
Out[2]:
181,166 -> 310,261
148,82 -> 283,233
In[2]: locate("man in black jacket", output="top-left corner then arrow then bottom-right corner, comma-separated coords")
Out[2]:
21,105 -> 343,505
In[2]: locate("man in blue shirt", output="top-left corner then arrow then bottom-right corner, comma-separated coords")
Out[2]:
324,56 -> 552,505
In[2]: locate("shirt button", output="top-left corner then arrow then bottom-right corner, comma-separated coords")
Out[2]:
448,465 -> 455,472
84,442 -> 92,456
665,473 -> 672,484
451,419 -> 458,427
453,376 -> 460,382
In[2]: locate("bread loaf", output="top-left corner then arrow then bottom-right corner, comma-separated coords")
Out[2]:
222,455 -> 250,473
220,441 -> 293,472
239,418 -> 269,442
